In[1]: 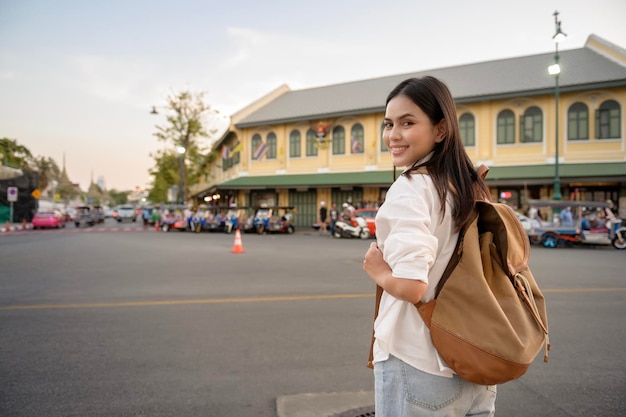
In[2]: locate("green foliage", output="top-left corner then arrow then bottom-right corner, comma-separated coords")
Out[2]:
56,179 -> 79,203
33,156 -> 61,194
150,90 -> 220,202
108,189 -> 128,206
147,150 -> 179,203
0,137 -> 34,169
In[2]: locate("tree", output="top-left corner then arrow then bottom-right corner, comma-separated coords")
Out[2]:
147,150 -> 179,204
0,137 -> 34,169
108,189 -> 128,206
33,156 -> 61,196
55,179 -> 79,205
151,91 -> 221,203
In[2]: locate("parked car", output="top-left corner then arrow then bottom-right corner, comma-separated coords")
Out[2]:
114,205 -> 136,222
91,205 -> 105,224
65,207 -> 76,222
74,206 -> 95,227
32,210 -> 66,229
352,208 -> 378,237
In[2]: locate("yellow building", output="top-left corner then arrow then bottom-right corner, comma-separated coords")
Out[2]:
192,34 -> 626,229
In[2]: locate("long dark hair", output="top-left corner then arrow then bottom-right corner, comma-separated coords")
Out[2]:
386,76 -> 490,229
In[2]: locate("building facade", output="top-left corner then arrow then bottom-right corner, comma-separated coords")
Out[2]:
192,34 -> 626,229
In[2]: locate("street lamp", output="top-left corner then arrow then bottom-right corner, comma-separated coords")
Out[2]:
176,146 -> 186,204
548,10 -> 566,200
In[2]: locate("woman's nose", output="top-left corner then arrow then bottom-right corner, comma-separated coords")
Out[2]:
387,125 -> 401,140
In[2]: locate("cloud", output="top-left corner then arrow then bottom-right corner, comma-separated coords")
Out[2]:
206,26 -> 379,114
71,54 -> 160,109
0,70 -> 15,79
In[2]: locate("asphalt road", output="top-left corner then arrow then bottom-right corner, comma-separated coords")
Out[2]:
0,220 -> 625,416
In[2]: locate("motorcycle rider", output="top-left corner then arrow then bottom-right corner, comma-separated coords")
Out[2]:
341,203 -> 352,222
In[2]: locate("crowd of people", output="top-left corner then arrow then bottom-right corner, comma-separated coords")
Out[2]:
318,201 -> 359,236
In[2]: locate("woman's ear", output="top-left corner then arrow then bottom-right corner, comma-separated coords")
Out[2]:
435,119 -> 447,143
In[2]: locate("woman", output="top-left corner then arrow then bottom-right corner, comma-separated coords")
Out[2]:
363,76 -> 493,416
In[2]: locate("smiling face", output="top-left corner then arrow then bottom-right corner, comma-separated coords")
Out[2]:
383,94 -> 445,168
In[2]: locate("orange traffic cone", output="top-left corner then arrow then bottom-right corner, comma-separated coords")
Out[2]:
154,220 -> 159,232
22,218 -> 26,230
5,220 -> 10,233
232,229 -> 244,254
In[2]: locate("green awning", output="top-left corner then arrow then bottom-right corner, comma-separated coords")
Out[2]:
219,170 -> 395,189
216,162 -> 626,190
484,162 -> 626,180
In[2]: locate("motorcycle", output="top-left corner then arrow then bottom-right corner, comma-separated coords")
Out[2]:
334,216 -> 370,239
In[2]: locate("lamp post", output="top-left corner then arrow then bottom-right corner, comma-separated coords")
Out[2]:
548,10 -> 566,200
176,146 -> 186,204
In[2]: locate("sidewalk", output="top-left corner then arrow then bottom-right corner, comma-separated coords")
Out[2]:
276,391 -> 374,417
0,221 -> 32,233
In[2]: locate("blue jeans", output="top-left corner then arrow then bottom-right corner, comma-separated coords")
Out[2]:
374,355 -> 496,417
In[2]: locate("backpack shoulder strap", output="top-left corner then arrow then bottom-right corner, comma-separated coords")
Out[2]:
367,284 -> 384,369
476,164 -> 489,180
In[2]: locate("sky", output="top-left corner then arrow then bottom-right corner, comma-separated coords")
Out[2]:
1,0 -> 625,192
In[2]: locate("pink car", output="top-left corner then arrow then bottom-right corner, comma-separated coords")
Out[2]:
32,211 -> 66,229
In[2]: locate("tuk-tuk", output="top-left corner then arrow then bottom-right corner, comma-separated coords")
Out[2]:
244,206 -> 295,234
74,206 -> 95,228
202,206 -> 250,233
528,199 -> 626,249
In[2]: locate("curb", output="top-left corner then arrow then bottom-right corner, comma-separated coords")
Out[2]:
0,224 -> 33,233
276,391 -> 374,417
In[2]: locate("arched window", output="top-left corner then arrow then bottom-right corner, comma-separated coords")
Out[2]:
459,113 -> 475,147
568,102 -> 588,141
332,126 -> 345,155
289,130 -> 301,158
497,110 -> 515,144
306,129 -> 318,157
380,122 -> 388,152
266,132 -> 277,159
251,134 -> 262,160
350,124 -> 364,154
596,100 -> 621,139
520,106 -> 542,143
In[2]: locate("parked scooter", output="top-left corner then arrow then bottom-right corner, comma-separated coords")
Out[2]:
334,216 -> 370,239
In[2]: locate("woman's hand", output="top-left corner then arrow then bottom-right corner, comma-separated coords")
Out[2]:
363,242 -> 391,287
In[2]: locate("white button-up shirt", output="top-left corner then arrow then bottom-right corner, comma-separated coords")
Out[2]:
373,168 -> 459,377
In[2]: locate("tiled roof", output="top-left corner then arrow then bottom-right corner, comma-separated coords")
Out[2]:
236,36 -> 626,128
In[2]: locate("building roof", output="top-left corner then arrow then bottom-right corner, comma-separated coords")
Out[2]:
236,35 -> 626,128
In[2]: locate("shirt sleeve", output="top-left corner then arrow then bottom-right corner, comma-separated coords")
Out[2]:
378,176 -> 438,283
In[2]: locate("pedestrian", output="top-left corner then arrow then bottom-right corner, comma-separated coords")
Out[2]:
319,201 -> 327,234
142,207 -> 151,228
150,207 -> 161,226
362,76 -> 494,417
329,203 -> 339,237
559,206 -> 573,226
